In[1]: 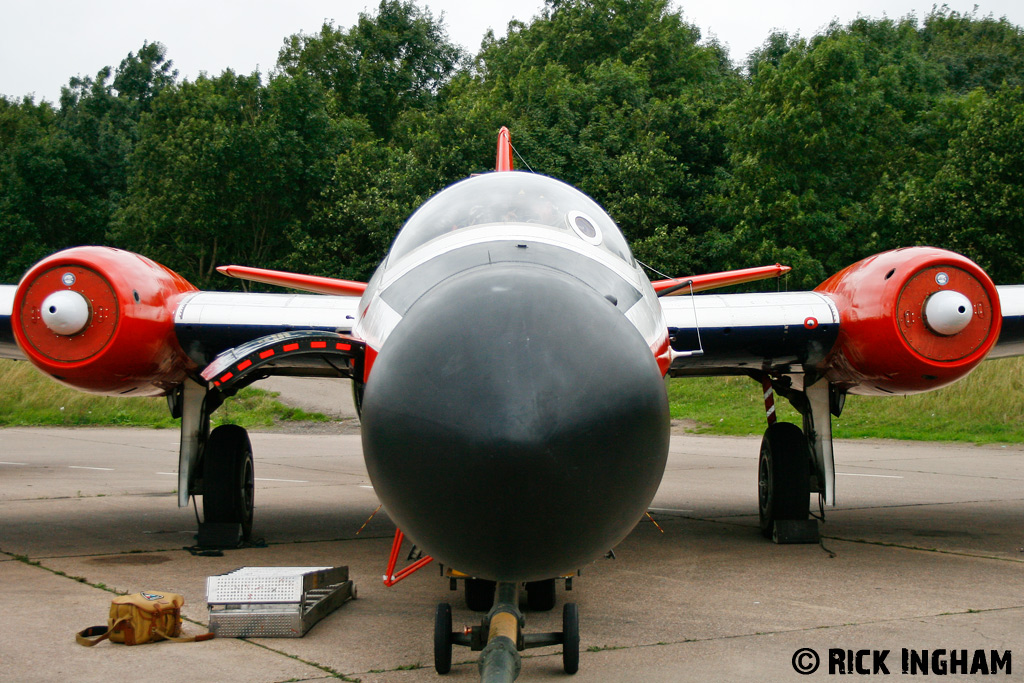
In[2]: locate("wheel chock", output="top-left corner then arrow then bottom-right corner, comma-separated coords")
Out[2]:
196,522 -> 243,549
772,519 -> 819,544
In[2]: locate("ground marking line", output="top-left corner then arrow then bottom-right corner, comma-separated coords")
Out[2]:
836,472 -> 903,479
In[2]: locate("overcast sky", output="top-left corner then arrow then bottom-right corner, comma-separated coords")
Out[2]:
2,1 -> 1022,104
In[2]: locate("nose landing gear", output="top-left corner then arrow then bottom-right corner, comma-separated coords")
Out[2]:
434,582 -> 580,681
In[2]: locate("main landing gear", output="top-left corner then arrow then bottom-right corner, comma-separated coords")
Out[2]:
434,582 -> 580,681
757,377 -> 840,544
202,424 -> 256,542
170,378 -> 257,549
172,331 -> 363,548
757,421 -> 813,541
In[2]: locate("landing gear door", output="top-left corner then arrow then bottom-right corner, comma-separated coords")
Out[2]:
178,376 -> 208,508
803,378 -> 836,507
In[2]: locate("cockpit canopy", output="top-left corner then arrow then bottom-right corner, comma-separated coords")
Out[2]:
388,172 -> 634,264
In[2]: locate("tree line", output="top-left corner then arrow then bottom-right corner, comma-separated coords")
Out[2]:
1,0 -> 1022,290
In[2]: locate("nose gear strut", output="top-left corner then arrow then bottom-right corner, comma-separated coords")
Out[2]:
434,582 -> 580,681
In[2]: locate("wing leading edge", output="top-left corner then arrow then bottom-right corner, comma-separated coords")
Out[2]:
174,290 -> 359,369
0,285 -> 20,360
665,247 -> 1024,393
662,291 -> 840,378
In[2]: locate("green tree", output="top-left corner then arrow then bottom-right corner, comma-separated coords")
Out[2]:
918,8 -> 1024,94
0,44 -> 177,281
720,9 -> 1024,287
288,140 -> 430,280
887,85 -> 1024,283
277,0 -> 465,140
0,97 -> 100,281
718,18 -> 946,286
417,0 -> 742,278
113,71 -> 365,288
6,2 -> 1023,293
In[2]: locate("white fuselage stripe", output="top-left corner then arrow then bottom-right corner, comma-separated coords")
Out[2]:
380,224 -> 647,295
357,224 -> 667,353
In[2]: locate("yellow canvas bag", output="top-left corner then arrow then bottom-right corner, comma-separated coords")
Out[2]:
76,591 -> 212,646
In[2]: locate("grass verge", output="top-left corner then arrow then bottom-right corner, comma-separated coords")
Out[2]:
5,356 -> 1024,442
0,359 -> 329,429
668,355 -> 1024,443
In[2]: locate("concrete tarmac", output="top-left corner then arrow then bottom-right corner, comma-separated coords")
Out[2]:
2,425 -> 1023,682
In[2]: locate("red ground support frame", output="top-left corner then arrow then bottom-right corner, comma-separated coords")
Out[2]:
383,529 -> 434,586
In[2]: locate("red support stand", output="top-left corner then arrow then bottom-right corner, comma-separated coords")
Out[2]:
383,528 -> 434,586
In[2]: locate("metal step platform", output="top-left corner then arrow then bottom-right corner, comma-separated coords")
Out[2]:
207,566 -> 356,637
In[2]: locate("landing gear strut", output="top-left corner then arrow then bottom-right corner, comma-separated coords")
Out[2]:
465,578 -> 496,612
463,577 -> 559,613
757,376 -> 839,543
434,582 -> 580,680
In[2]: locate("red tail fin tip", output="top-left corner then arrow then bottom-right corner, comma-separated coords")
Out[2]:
496,127 -> 514,172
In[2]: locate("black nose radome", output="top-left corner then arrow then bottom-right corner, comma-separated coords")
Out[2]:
360,265 -> 669,581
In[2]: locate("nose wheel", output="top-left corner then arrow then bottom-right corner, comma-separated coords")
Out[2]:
434,582 -> 580,680
561,603 -> 579,674
434,603 -> 454,674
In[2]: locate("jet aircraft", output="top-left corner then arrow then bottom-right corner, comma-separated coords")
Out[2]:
2,128 -> 1023,681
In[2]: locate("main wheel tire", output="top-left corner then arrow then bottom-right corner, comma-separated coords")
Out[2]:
203,424 -> 255,541
758,421 -> 812,539
465,577 -> 496,612
562,602 -> 580,674
526,578 -> 557,611
434,602 -> 453,674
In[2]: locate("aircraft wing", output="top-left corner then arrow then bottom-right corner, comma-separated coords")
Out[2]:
661,291 -> 840,378
2,248 -> 364,397
0,285 -> 19,360
662,255 -> 1024,392
988,285 -> 1024,358
173,290 -> 359,369
1,285 -> 360,367
658,253 -> 1024,524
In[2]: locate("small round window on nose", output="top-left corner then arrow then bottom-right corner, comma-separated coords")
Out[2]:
567,210 -> 603,245
575,215 -> 596,238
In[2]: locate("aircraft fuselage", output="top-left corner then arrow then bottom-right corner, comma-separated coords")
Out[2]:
355,171 -> 671,581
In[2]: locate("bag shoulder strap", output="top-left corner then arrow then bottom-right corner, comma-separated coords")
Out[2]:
153,627 -> 215,643
76,616 -> 129,647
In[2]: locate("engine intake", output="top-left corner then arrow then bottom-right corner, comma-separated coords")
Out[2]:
816,247 -> 1000,395
12,247 -> 198,396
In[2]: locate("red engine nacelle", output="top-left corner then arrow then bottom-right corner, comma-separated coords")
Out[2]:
11,247 -> 198,396
816,247 -> 1001,395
